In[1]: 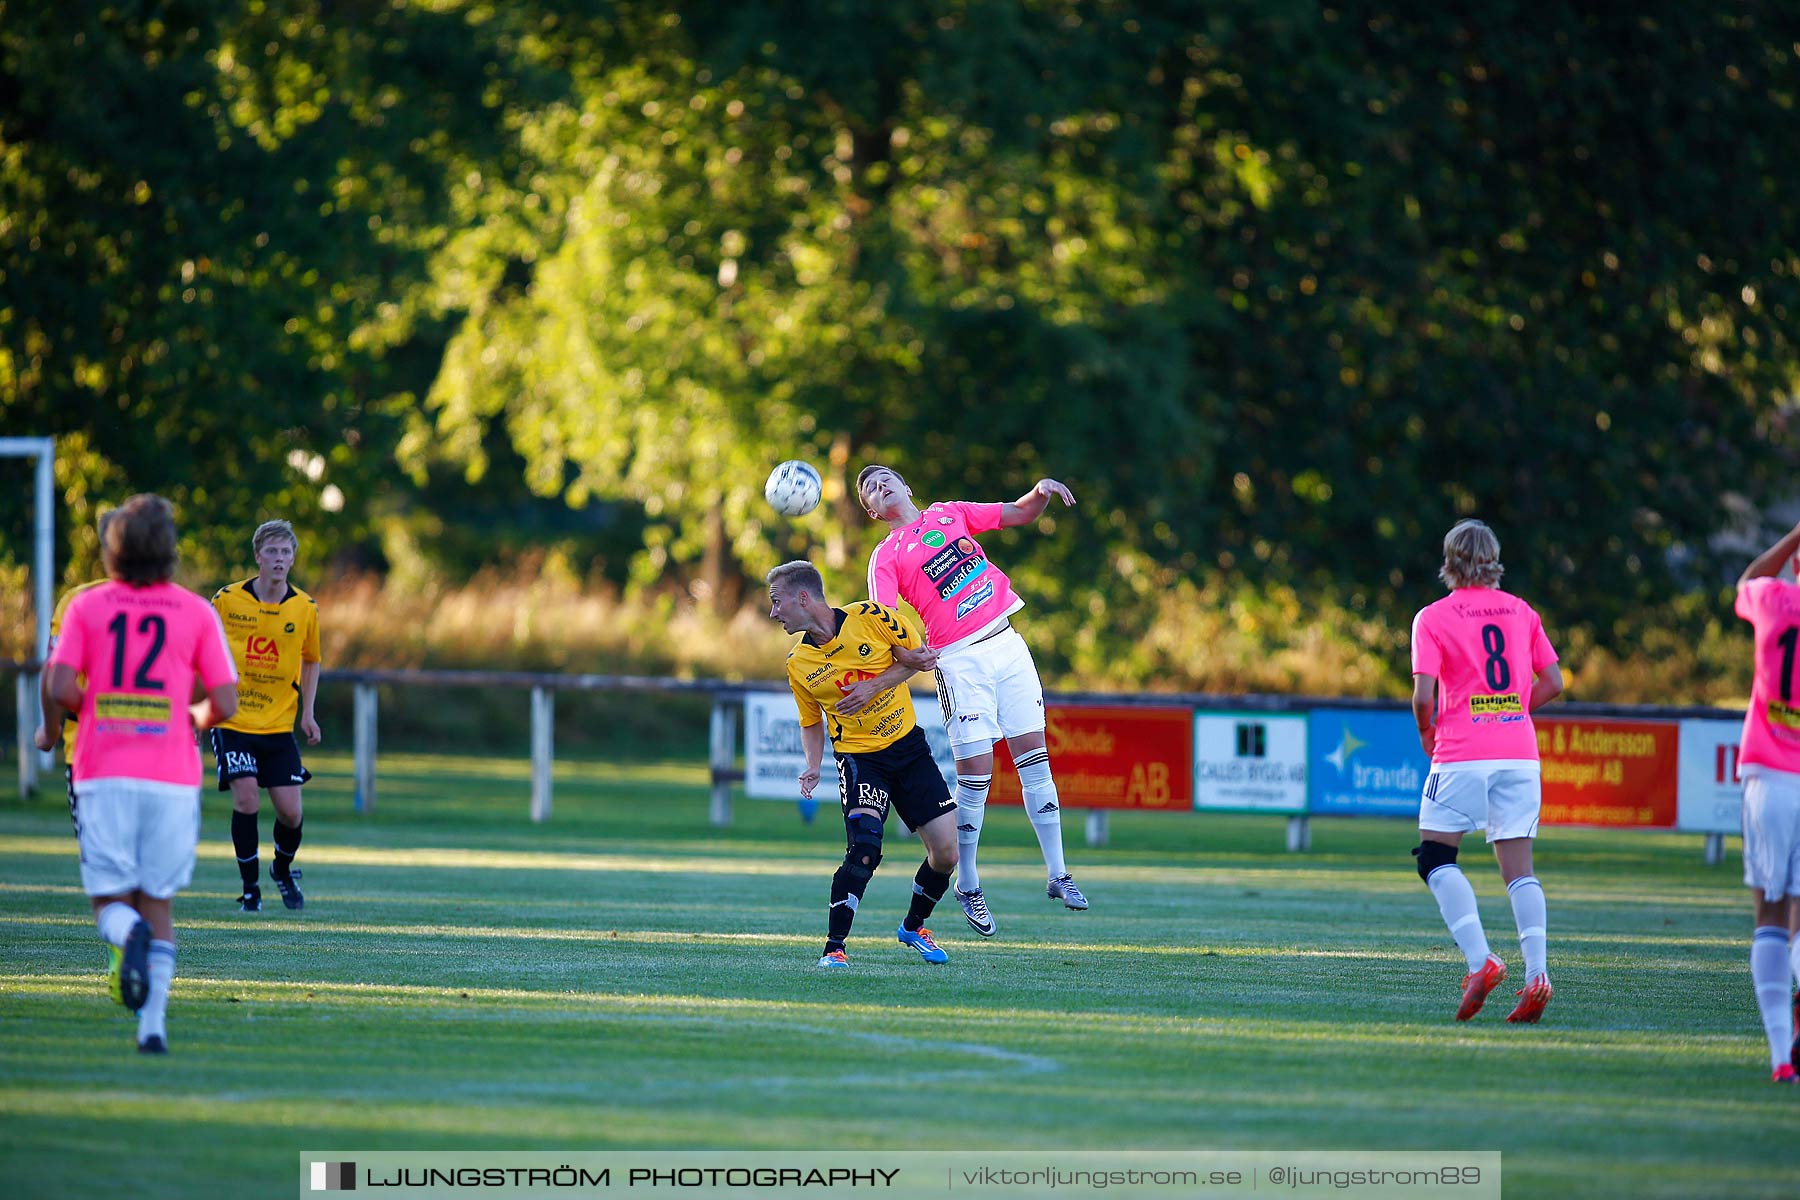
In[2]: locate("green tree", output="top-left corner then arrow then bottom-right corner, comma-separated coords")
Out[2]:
0,0 -> 580,582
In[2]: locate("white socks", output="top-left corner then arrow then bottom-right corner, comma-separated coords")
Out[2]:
96,901 -> 139,947
1507,875 -> 1548,983
953,752 -> 1072,890
138,940 -> 176,1046
1427,865 -> 1491,972
1014,748 -> 1068,879
953,773 -> 990,893
1751,926 -> 1793,1072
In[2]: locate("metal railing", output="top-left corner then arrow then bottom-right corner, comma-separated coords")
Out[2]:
9,660 -> 1745,858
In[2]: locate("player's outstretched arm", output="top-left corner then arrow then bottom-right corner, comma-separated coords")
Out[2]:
1000,478 -> 1076,528
1740,519 -> 1800,586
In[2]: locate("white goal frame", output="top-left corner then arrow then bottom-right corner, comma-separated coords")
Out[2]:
2,436 -> 55,793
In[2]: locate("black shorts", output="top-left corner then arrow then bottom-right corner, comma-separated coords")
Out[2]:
211,728 -> 312,791
836,726 -> 954,831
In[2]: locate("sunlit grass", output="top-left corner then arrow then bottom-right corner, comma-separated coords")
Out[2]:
0,754 -> 1793,1199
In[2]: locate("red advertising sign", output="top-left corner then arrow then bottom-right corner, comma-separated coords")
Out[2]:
1536,717 -> 1679,829
991,704 -> 1193,811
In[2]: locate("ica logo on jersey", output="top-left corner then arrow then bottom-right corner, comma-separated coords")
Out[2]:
837,669 -> 878,694
245,635 -> 281,668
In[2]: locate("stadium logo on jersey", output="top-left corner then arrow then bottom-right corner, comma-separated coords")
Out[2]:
954,578 -> 995,620
922,530 -> 946,548
246,635 -> 281,668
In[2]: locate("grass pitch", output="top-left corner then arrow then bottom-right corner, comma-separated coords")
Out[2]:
1,750 -> 1793,1199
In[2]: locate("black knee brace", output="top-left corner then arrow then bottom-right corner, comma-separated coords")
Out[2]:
1412,840 -> 1458,883
841,813 -> 885,884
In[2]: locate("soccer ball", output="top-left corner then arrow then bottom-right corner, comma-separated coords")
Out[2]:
764,460 -> 822,517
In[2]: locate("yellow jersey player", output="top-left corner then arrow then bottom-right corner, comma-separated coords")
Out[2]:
34,512 -> 117,1002
766,560 -> 957,967
37,577 -> 108,772
210,519 -> 322,913
35,509 -> 119,776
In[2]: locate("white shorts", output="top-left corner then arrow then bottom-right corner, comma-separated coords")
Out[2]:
933,624 -> 1046,755
72,777 -> 201,899
1419,766 -> 1542,841
1740,766 -> 1800,901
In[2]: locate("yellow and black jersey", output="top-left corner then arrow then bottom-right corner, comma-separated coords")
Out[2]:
785,601 -> 923,754
48,578 -> 107,758
211,577 -> 321,735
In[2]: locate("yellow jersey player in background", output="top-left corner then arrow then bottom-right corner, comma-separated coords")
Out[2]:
34,510 -> 118,1002
34,508 -> 118,774
766,560 -> 958,967
210,519 -> 321,912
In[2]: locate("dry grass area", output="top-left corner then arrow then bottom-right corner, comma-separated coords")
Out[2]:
315,573 -> 791,679
3,565 -> 1751,706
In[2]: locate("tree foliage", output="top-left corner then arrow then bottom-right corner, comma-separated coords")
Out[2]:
5,2 -> 1799,683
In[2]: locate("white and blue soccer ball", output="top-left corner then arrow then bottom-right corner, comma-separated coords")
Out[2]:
764,460 -> 823,517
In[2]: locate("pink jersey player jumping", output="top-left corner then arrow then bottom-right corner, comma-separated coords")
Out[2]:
43,494 -> 238,1054
1732,521 -> 1800,1083
858,464 -> 1082,937
1410,519 -> 1563,1024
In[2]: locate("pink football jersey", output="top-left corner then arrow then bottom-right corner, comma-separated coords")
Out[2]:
1734,577 -> 1800,773
867,501 -> 1025,650
49,581 -> 238,785
1411,587 -> 1558,764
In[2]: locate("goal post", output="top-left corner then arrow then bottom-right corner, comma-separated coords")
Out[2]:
1,436 -> 56,793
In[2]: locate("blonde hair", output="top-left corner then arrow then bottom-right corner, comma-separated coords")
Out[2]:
252,519 -> 298,556
1439,519 -> 1504,589
765,560 -> 825,599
